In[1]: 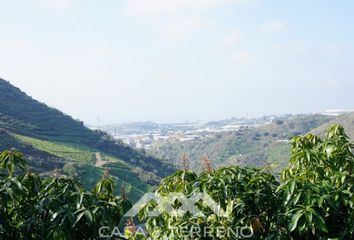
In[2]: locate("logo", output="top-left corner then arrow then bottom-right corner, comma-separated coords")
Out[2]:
124,192 -> 225,218
100,192 -> 254,239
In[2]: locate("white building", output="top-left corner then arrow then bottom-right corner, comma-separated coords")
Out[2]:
322,109 -> 354,116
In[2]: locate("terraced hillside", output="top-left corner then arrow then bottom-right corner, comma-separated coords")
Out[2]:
0,78 -> 174,201
1,131 -> 151,198
14,133 -> 153,196
149,114 -> 335,172
15,134 -> 96,164
0,128 -> 67,172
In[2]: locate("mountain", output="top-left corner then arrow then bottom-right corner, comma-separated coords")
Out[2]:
148,114 -> 335,172
0,78 -> 175,201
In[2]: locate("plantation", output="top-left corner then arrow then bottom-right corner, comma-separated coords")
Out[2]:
15,134 -> 96,164
15,134 -> 132,167
71,163 -> 152,202
13,134 -> 153,202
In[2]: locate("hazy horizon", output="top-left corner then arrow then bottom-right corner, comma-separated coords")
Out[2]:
1,0 -> 353,124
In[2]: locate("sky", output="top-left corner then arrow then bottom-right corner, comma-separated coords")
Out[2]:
0,0 -> 353,124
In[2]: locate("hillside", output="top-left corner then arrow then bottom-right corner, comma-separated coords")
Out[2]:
0,78 -> 175,201
311,113 -> 354,138
149,114 -> 334,171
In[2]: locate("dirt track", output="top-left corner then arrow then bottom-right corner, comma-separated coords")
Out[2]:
95,152 -> 106,167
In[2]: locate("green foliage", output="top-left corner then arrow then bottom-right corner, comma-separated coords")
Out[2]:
0,149 -> 132,239
68,162 -> 153,203
134,167 -> 281,239
279,125 -> 354,238
0,148 -> 27,176
131,125 -> 354,239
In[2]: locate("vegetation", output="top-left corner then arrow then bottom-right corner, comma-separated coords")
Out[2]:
131,125 -> 354,239
0,131 -> 152,202
0,128 -> 67,173
63,162 -> 152,202
1,125 -> 353,239
0,149 -> 132,239
15,134 -> 96,164
13,134 -> 155,201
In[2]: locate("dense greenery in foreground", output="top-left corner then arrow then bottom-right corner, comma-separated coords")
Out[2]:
0,149 -> 132,239
1,125 -> 353,239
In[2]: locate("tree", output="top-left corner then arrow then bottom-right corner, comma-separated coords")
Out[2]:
0,148 -> 27,177
135,167 -> 280,239
0,148 -> 132,239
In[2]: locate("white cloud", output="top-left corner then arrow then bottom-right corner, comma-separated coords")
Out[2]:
122,0 -> 251,17
261,21 -> 287,33
230,49 -> 256,63
163,17 -> 210,41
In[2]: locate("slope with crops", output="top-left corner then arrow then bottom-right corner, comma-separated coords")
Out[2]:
0,78 -> 175,201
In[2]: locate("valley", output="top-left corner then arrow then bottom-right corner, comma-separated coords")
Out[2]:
98,113 -> 354,172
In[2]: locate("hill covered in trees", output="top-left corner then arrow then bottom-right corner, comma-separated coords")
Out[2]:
0,78 -> 175,201
149,114 -> 335,171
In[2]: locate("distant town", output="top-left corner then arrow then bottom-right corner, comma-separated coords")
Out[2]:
88,109 -> 353,150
